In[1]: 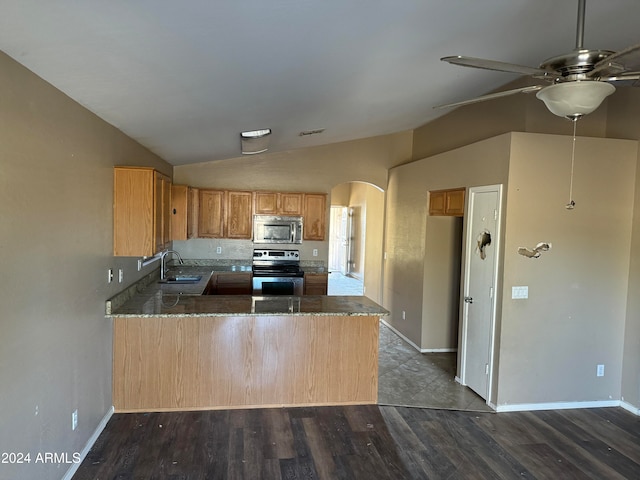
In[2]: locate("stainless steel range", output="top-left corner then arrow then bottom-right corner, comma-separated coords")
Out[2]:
252,249 -> 304,295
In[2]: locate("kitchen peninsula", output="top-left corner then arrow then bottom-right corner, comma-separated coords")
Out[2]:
107,266 -> 387,412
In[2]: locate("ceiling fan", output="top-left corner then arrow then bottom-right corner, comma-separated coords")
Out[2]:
436,0 -> 640,119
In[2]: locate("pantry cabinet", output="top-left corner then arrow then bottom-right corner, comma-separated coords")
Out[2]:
113,167 -> 172,257
429,188 -> 465,217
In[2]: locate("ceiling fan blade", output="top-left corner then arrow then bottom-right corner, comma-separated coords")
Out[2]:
434,85 -> 544,109
601,72 -> 640,87
441,56 -> 554,78
589,44 -> 640,78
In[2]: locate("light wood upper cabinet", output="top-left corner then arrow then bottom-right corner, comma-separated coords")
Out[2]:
157,172 -> 172,251
254,191 -> 303,215
429,188 -> 465,217
198,189 -> 253,239
113,166 -> 171,257
198,189 -> 225,238
192,188 -> 327,240
279,193 -> 303,215
171,185 -> 199,240
303,193 -> 327,241
254,192 -> 278,215
227,191 -> 253,239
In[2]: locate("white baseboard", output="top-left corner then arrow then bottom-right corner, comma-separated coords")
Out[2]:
495,400 -> 623,413
380,319 -> 456,353
620,400 -> 640,416
62,406 -> 114,480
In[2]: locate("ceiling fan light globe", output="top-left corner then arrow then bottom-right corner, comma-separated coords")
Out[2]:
536,81 -> 615,119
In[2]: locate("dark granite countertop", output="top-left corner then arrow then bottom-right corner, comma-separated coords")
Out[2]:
106,264 -> 387,318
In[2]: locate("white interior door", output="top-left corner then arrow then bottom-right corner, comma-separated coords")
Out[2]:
329,206 -> 349,274
460,185 -> 502,401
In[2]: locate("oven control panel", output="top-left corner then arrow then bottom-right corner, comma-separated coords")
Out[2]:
253,249 -> 300,260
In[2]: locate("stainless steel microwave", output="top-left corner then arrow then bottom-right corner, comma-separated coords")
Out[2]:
253,215 -> 303,244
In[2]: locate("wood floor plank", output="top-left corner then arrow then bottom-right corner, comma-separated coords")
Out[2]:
563,408 -> 640,463
72,406 -> 640,480
300,417 -> 338,480
533,409 -> 640,479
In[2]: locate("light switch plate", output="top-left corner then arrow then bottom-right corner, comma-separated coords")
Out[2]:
512,286 -> 528,299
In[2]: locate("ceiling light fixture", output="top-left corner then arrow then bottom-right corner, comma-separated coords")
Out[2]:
240,128 -> 272,155
535,81 -> 615,120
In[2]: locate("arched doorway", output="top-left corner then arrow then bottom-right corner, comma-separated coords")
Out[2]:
328,181 -> 384,303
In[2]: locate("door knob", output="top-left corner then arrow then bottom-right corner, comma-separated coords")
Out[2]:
464,296 -> 473,304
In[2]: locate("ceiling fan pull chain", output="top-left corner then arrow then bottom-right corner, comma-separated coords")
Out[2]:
566,119 -> 578,210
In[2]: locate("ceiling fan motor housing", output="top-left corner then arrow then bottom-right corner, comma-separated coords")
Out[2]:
539,49 -> 616,78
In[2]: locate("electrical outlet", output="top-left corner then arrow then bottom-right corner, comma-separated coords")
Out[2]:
402,310 -> 406,320
216,246 -> 222,254
118,269 -> 124,283
597,364 -> 605,377
313,249 -> 318,257
72,409 -> 78,431
107,269 -> 114,283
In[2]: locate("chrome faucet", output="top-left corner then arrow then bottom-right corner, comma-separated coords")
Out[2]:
160,250 -> 184,280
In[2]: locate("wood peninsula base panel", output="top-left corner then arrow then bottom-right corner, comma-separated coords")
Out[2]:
113,315 -> 379,411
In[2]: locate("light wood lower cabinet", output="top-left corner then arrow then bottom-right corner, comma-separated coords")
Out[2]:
204,272 -> 252,295
304,273 -> 328,295
112,315 -> 379,411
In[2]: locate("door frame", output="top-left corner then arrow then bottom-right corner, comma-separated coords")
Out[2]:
328,206 -> 349,274
457,184 -> 503,405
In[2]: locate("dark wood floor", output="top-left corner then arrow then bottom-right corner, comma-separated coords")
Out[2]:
73,405 -> 640,479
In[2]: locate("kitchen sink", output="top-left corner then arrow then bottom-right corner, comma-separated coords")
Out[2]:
158,275 -> 203,284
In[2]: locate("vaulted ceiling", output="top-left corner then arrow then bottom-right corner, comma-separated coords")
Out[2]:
1,1 -> 639,165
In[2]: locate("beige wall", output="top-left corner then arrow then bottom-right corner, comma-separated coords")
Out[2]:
0,52 -> 172,480
412,77 -> 610,163
173,131 -> 412,264
388,128 -> 638,408
384,134 -> 511,348
174,131 -> 412,191
404,84 -> 640,410
347,182 -> 385,303
607,88 -> 640,409
497,133 -> 637,407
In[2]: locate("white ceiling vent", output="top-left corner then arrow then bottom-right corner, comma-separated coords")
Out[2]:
241,128 -> 271,155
